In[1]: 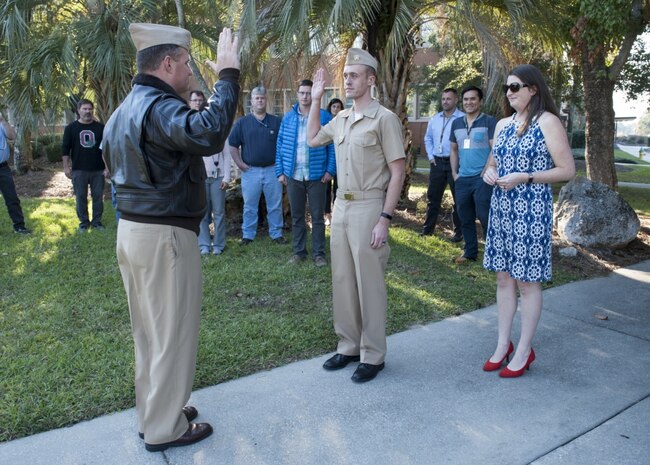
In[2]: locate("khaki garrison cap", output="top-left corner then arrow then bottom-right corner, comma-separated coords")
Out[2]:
128,23 -> 192,52
345,48 -> 378,72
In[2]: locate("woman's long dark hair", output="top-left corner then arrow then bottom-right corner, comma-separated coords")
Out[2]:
504,64 -> 560,136
327,98 -> 344,115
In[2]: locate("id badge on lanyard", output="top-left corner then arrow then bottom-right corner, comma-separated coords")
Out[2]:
463,139 -> 471,149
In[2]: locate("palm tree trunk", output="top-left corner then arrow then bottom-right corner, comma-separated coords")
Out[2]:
366,1 -> 416,202
14,125 -> 33,173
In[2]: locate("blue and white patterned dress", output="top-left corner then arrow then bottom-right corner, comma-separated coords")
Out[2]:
483,115 -> 554,282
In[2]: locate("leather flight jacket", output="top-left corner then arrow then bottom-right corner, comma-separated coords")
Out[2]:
103,72 -> 239,224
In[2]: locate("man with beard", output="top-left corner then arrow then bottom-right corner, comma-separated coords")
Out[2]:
62,99 -> 107,231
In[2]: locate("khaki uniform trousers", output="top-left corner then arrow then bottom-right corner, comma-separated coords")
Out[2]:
116,220 -> 202,445
331,197 -> 390,365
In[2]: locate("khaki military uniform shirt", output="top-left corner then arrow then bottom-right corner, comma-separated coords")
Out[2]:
313,99 -> 405,190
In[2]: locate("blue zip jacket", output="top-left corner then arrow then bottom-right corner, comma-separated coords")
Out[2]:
275,104 -> 336,179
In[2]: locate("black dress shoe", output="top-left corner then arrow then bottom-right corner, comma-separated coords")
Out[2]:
449,234 -> 463,243
139,406 -> 199,439
323,353 -> 360,371
145,423 -> 213,452
351,362 -> 385,383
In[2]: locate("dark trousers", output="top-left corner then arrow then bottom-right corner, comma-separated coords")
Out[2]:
325,176 -> 338,215
455,175 -> 493,259
72,170 -> 105,227
0,162 -> 26,230
422,157 -> 461,236
287,178 -> 327,258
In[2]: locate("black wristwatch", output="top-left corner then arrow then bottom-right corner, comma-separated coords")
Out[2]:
528,173 -> 534,184
380,212 -> 393,221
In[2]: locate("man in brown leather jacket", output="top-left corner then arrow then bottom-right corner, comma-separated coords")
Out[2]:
102,23 -> 240,452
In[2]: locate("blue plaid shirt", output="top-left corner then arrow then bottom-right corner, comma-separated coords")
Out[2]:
292,113 -> 310,180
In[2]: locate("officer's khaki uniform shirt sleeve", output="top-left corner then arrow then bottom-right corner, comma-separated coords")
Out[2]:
313,119 -> 335,147
378,110 -> 406,164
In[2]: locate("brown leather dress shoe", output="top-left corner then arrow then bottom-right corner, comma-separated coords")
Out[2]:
182,405 -> 198,422
139,406 -> 199,439
453,255 -> 476,264
145,423 -> 213,452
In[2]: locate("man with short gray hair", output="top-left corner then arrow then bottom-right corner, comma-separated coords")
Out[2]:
228,86 -> 286,245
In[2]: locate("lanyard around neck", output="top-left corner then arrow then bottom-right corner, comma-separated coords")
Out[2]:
464,113 -> 482,138
439,112 -> 455,144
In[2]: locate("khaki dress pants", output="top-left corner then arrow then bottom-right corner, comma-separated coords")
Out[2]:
330,198 -> 390,365
116,220 -> 202,444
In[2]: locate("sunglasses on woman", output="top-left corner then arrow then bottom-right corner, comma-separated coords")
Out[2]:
502,83 -> 529,93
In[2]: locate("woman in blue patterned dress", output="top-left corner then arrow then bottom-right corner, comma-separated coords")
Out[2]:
481,64 -> 575,377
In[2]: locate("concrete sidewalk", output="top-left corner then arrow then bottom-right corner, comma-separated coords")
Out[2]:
2,261 -> 649,465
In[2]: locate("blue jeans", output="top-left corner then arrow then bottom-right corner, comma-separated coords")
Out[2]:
287,178 -> 327,258
111,182 -> 120,222
199,177 -> 226,253
0,162 -> 26,230
241,166 -> 283,240
455,175 -> 493,259
72,170 -> 104,227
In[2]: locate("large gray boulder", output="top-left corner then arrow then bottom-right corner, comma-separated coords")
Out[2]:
555,176 -> 640,248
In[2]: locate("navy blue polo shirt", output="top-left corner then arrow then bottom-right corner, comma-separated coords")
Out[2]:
228,113 -> 281,167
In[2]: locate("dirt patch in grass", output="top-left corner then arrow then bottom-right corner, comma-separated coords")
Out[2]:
13,161 -> 74,198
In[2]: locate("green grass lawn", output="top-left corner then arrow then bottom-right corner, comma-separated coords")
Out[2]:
619,186 -> 650,216
1,183 -> 647,442
571,148 -> 650,184
617,166 -> 650,184
415,154 -> 430,171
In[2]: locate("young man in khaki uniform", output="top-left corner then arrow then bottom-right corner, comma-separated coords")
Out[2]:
307,49 -> 405,383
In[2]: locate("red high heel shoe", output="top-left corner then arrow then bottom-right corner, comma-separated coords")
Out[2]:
499,348 -> 536,378
483,341 -> 514,371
